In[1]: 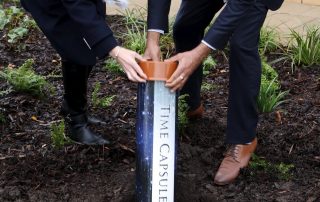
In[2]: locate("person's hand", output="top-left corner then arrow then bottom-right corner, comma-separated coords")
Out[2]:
144,31 -> 161,61
109,46 -> 147,82
165,43 -> 211,92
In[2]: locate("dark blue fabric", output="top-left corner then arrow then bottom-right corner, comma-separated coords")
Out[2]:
173,0 -> 225,110
147,0 -> 171,33
148,0 -> 283,50
148,0 -> 275,144
225,0 -> 268,144
262,0 -> 284,10
20,0 -> 118,65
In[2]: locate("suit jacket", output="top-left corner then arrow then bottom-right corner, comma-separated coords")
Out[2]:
147,0 -> 284,50
21,0 -> 117,65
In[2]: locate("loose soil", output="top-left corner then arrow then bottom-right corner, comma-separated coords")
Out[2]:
1,15 -> 320,202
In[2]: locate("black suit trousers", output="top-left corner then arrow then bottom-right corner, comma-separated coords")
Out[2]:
20,0 -> 109,66
173,0 -> 268,144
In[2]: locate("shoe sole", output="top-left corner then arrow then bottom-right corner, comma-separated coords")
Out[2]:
213,179 -> 235,186
213,154 -> 255,186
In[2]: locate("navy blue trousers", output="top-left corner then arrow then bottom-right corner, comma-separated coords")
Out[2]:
173,0 -> 268,144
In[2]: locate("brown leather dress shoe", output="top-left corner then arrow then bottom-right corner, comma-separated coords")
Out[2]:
214,138 -> 257,185
187,104 -> 204,120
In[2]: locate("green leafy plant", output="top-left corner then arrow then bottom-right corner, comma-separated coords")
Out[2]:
119,8 -> 147,54
0,6 -> 21,31
160,18 -> 175,59
262,60 -> 278,81
120,7 -> 146,30
203,55 -> 217,75
92,82 -> 115,108
249,154 -> 294,180
178,94 -> 189,133
118,8 -> 176,59
0,5 -> 36,48
275,162 -> 295,180
0,59 -> 55,97
0,87 -> 13,97
0,9 -> 10,30
259,27 -> 279,55
201,82 -> 217,92
249,154 -> 270,170
8,26 -> 28,43
121,8 -> 175,58
288,26 -> 320,68
257,61 -> 287,113
258,76 -> 288,113
104,58 -> 124,74
123,24 -> 147,55
50,120 -> 71,149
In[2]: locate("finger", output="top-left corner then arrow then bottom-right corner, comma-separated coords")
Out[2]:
170,84 -> 181,92
166,75 -> 180,88
125,62 -> 146,82
131,60 -> 148,80
173,78 -> 187,92
126,71 -> 134,82
167,63 -> 183,83
134,52 -> 145,62
129,67 -> 146,83
166,80 -> 182,92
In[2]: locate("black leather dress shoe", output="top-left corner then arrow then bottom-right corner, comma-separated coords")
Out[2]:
87,116 -> 107,125
66,114 -> 110,145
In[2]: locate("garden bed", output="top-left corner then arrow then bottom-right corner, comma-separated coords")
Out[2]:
1,8 -> 320,202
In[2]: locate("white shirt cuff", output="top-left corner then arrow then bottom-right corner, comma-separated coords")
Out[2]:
148,29 -> 165,34
201,40 -> 216,50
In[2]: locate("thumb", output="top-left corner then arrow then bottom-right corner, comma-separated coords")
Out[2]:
165,54 -> 180,62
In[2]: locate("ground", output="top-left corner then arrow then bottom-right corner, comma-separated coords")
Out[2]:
1,15 -> 320,202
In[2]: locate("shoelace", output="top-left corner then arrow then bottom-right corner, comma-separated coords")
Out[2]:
224,145 -> 241,163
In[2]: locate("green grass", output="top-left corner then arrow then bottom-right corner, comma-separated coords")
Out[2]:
123,24 -> 147,55
178,94 -> 189,133
257,61 -> 288,113
262,60 -> 278,81
92,82 -> 116,108
120,7 -> 146,30
0,59 -> 54,97
120,8 -> 175,59
288,26 -> 320,68
160,18 -> 175,59
259,27 -> 279,55
249,154 -> 294,180
119,8 -> 147,55
258,76 -> 288,113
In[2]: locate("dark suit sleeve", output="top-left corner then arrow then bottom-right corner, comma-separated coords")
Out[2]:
61,0 -> 118,58
147,0 -> 171,32
203,0 -> 256,50
262,0 -> 284,11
